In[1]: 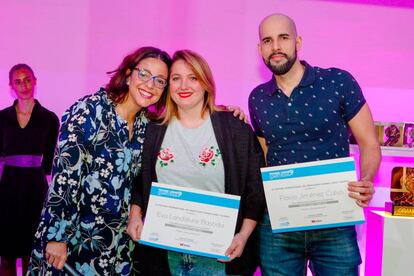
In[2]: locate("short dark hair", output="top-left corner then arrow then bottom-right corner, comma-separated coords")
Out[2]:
105,46 -> 171,114
9,64 -> 36,84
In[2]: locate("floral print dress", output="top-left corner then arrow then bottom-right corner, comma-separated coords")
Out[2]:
28,89 -> 147,275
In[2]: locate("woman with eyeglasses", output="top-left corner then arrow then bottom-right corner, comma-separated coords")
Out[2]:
0,64 -> 59,276
127,50 -> 265,275
28,47 -> 171,276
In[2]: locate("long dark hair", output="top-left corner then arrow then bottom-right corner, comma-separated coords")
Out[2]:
105,46 -> 171,114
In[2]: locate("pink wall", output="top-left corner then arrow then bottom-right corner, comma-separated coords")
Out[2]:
1,1 -> 413,274
1,0 -> 413,202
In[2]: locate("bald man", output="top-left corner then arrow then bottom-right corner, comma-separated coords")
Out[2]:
248,14 -> 381,275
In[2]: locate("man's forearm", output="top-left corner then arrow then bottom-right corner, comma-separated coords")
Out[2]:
359,145 -> 381,181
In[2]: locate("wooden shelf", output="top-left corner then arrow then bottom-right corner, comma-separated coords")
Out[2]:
350,144 -> 414,157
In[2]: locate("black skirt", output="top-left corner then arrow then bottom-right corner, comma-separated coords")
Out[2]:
0,165 -> 48,258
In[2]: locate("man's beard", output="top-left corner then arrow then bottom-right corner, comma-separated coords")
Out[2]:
264,49 -> 297,75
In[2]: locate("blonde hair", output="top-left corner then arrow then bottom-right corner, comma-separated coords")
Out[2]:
162,50 -> 216,124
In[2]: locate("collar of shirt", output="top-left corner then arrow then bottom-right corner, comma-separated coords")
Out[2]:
265,60 -> 316,96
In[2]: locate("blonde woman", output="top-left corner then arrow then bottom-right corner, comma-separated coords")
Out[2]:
128,50 -> 265,275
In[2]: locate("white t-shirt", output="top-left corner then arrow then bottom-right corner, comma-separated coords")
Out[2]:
156,115 -> 225,193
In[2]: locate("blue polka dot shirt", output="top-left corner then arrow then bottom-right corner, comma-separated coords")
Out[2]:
249,61 -> 365,166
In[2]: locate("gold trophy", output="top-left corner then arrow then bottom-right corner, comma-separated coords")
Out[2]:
388,167 -> 414,217
403,123 -> 414,148
376,122 -> 404,147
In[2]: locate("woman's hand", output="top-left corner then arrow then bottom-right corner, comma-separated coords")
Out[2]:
220,232 -> 248,262
45,241 -> 67,270
218,218 -> 257,262
127,204 -> 144,241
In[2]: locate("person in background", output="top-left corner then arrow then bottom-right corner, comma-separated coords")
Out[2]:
127,49 -> 265,275
0,64 -> 59,276
249,13 -> 381,275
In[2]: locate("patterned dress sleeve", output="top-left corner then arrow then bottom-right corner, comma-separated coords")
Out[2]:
41,111 -> 60,175
41,100 -> 95,243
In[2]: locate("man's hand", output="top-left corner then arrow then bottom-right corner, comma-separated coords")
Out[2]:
348,179 -> 375,207
227,105 -> 248,123
216,105 -> 248,123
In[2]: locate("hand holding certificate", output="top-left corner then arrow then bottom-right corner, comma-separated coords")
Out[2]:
139,182 -> 240,260
261,157 -> 365,233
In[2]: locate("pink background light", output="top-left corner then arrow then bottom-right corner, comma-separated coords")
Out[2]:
2,0 -> 413,198
316,0 -> 414,8
2,0 -> 413,121
1,1 -> 413,274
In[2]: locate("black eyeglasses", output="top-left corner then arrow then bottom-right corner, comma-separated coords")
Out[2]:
133,68 -> 168,89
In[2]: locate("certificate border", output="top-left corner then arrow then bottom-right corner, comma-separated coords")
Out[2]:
139,240 -> 230,260
261,157 -> 365,233
141,182 -> 238,261
150,185 -> 240,209
271,220 -> 365,233
261,159 -> 355,181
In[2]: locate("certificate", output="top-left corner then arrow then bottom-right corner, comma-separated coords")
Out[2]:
139,182 -> 240,260
261,157 -> 365,233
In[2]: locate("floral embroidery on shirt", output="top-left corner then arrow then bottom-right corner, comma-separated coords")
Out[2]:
199,146 -> 221,166
158,147 -> 175,167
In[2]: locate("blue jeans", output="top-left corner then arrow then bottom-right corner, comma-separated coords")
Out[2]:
259,214 -> 361,276
167,251 -> 228,276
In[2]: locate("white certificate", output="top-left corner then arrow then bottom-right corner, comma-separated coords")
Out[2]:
139,182 -> 240,260
261,157 -> 365,233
